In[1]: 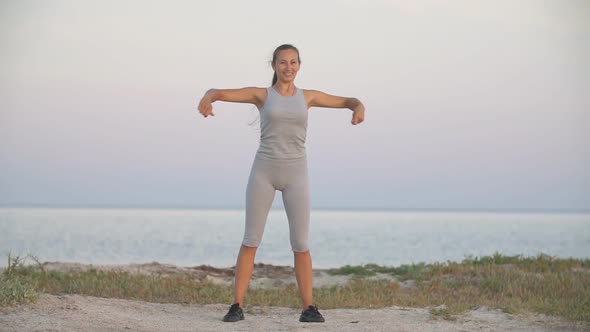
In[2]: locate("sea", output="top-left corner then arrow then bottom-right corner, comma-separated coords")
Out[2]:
0,207 -> 589,268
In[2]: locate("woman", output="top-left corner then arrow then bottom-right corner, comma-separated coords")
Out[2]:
197,44 -> 365,323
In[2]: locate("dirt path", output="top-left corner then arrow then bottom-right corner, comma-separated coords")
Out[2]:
1,294 -> 588,332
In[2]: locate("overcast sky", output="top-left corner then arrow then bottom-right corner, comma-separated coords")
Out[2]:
1,0 -> 588,211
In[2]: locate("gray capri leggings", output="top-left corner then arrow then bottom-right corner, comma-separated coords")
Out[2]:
242,156 -> 310,252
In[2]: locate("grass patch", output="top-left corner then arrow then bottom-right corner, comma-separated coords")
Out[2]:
328,262 -> 426,280
0,252 -> 40,306
2,252 -> 589,322
430,305 -> 457,321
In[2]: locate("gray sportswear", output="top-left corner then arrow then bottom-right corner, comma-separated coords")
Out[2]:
242,87 -> 310,252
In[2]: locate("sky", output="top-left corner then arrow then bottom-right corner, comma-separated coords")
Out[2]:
1,0 -> 589,211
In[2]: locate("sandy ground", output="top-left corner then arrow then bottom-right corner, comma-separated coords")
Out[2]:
1,262 -> 588,331
2,294 -> 588,332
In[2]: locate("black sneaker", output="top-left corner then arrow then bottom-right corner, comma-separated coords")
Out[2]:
222,303 -> 244,322
299,305 -> 325,323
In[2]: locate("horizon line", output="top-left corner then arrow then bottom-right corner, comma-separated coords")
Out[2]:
1,203 -> 588,214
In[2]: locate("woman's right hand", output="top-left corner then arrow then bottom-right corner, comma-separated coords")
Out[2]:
197,90 -> 215,118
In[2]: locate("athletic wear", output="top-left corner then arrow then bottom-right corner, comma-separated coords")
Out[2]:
242,87 -> 311,252
299,305 -> 325,323
222,303 -> 244,322
257,87 -> 308,161
243,157 -> 310,251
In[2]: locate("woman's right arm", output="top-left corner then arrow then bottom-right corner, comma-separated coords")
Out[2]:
197,87 -> 266,118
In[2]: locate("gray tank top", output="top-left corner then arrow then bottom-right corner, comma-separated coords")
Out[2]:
256,86 -> 308,160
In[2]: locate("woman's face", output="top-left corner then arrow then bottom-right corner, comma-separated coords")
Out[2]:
273,49 -> 300,84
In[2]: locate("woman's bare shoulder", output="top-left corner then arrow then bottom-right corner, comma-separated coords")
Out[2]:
249,87 -> 268,109
302,89 -> 325,107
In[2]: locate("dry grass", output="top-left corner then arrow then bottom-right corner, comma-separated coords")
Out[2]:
2,253 -> 589,322
0,253 -> 39,306
329,253 -> 590,321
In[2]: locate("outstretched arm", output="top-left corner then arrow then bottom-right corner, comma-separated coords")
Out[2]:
305,90 -> 365,125
197,87 -> 266,118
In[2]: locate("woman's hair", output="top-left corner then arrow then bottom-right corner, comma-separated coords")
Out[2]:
271,44 -> 301,85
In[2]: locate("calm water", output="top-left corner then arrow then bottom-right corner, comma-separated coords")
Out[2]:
0,208 -> 589,268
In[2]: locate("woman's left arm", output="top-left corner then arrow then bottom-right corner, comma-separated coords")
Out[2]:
305,90 -> 365,125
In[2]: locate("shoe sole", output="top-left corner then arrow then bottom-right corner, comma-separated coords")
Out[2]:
299,317 -> 325,323
222,317 -> 244,322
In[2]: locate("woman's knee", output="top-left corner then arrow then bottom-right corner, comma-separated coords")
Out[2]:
239,244 -> 259,256
242,238 -> 262,249
293,248 -> 310,256
291,240 -> 309,253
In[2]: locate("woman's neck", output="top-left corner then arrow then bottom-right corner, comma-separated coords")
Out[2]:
273,82 -> 296,96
